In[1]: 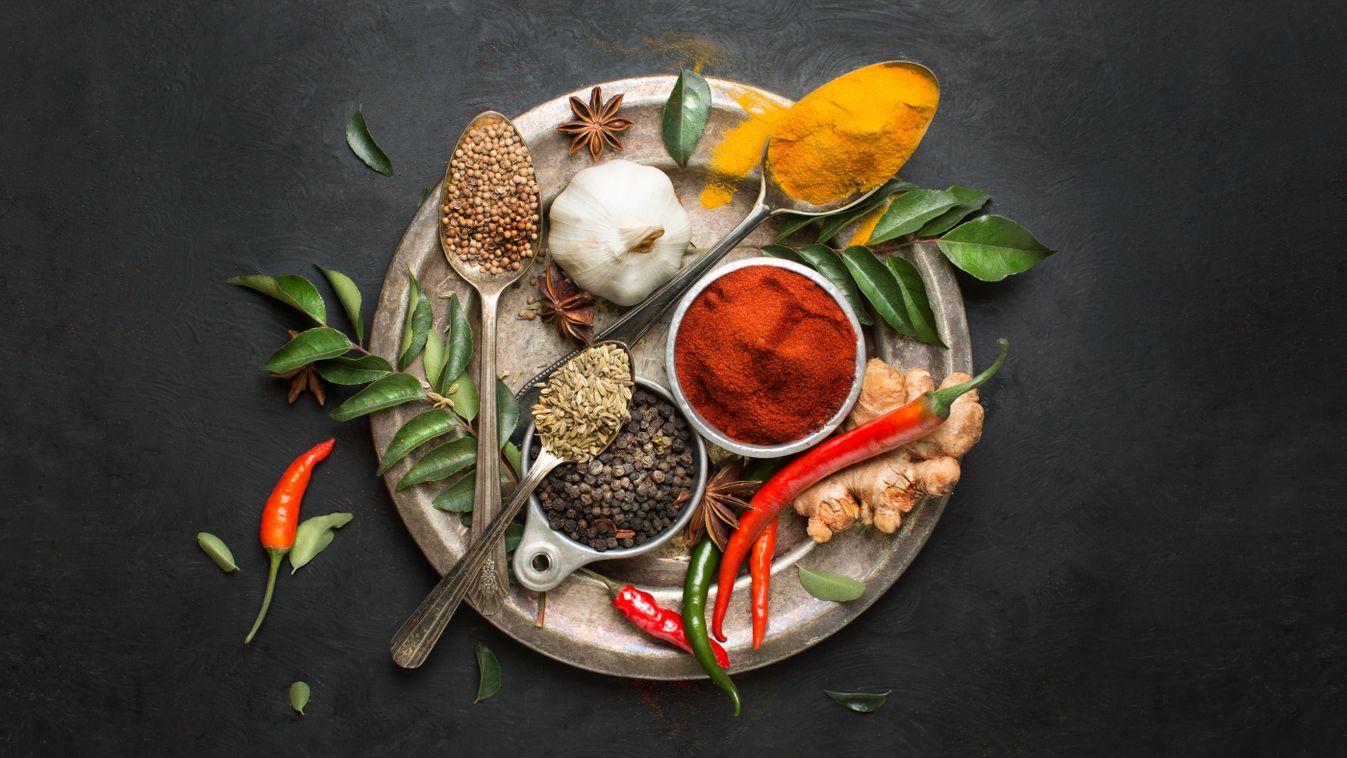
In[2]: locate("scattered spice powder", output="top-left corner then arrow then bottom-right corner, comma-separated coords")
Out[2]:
674,266 -> 857,445
441,120 -> 540,274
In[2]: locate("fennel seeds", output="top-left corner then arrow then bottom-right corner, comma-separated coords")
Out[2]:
532,343 -> 633,462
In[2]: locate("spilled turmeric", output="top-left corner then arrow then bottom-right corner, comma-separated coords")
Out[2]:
700,62 -> 939,209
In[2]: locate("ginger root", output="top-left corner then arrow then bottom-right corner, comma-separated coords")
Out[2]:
793,358 -> 985,542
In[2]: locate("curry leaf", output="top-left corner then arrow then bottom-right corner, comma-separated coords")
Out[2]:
378,409 -> 460,475
264,327 -> 353,374
289,512 -> 354,573
398,273 -> 433,370
397,437 -> 476,490
314,354 -> 393,385
504,523 -> 524,552
444,371 -> 479,422
474,642 -> 501,703
824,689 -> 891,713
441,293 -> 473,394
432,472 -> 478,512
502,441 -> 522,478
661,69 -> 713,167
196,532 -> 239,573
839,247 -> 915,338
760,244 -> 807,266
329,373 -> 425,421
496,379 -> 519,448
289,681 -> 310,715
227,274 -> 327,324
936,215 -> 1055,282
915,186 -> 989,237
423,329 -> 446,389
884,254 -> 944,347
315,266 -> 365,342
868,188 -> 965,245
346,108 -> 393,176
773,214 -> 818,242
797,243 -> 873,326
797,565 -> 865,601
816,179 -> 917,244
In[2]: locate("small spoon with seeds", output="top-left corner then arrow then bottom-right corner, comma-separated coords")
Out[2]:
438,111 -> 541,616
390,342 -> 636,669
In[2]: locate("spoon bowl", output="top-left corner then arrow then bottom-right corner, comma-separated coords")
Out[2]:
439,110 -> 542,615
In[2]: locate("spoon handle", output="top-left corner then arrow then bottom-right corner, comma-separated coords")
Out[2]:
507,190 -> 774,449
468,291 -> 508,615
391,449 -> 563,669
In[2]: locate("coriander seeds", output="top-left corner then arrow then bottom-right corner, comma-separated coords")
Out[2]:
441,120 -> 540,274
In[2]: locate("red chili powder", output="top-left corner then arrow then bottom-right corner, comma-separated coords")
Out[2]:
673,265 -> 857,445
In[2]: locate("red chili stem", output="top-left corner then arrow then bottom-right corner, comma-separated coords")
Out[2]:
712,340 -> 1008,640
750,516 -> 778,649
245,438 -> 335,644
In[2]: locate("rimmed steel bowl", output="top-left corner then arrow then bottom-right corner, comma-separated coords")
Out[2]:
664,258 -> 868,458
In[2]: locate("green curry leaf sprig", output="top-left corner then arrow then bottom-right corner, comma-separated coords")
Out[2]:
768,182 -> 1054,348
775,181 -> 1055,287
228,267 -> 525,544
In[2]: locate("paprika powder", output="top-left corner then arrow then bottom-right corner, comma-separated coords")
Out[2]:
673,265 -> 856,445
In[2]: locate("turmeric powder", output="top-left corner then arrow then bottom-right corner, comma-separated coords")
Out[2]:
699,89 -> 786,209
700,62 -> 939,209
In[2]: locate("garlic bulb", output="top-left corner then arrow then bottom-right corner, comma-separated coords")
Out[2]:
548,160 -> 692,306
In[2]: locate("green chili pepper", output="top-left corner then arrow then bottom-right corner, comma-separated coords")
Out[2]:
682,535 -> 741,716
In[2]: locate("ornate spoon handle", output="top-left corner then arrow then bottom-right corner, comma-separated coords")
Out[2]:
390,448 -> 563,669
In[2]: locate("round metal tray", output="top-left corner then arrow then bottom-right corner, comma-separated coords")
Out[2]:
369,74 -> 971,679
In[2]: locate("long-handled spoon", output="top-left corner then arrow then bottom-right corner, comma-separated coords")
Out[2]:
439,111 -> 541,616
508,62 -> 938,447
390,342 -> 636,669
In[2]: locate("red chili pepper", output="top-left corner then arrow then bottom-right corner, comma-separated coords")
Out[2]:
750,515 -> 777,649
581,568 -> 730,668
712,340 -> 1008,641
244,438 -> 335,644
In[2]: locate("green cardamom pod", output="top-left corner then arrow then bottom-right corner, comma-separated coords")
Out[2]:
196,532 -> 239,573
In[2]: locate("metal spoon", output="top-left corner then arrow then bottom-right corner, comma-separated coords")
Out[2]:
439,111 -> 541,616
508,61 -> 938,445
390,342 -> 636,669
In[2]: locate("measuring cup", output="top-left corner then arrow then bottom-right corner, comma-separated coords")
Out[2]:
511,377 -> 708,592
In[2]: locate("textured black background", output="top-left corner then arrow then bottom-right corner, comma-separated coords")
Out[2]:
3,1 -> 1345,755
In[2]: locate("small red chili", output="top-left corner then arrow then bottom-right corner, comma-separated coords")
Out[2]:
749,516 -> 778,649
581,568 -> 729,668
244,438 -> 335,644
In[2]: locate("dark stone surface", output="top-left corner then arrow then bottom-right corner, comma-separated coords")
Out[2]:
3,1 -> 1344,754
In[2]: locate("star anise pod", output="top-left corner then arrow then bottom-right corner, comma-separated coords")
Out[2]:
556,86 -> 634,161
684,459 -> 762,551
538,263 -> 595,345
269,330 -> 327,406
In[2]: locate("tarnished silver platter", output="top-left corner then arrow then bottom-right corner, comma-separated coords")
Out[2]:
369,75 -> 970,679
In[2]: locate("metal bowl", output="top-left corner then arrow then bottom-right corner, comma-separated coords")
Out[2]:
512,377 -> 709,591
664,258 -> 868,458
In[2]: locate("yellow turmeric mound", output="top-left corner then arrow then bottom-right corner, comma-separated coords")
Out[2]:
700,63 -> 938,209
793,357 -> 984,542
